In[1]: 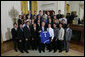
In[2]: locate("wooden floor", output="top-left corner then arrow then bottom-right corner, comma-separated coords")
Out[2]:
1,40 -> 84,54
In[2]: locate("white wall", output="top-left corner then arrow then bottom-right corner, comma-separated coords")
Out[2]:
69,1 -> 84,20
1,1 -> 21,41
37,1 -> 65,14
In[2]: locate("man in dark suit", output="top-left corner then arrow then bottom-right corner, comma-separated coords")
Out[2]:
38,22 -> 46,53
36,19 -> 41,30
64,24 -> 72,52
26,11 -> 32,20
37,14 -> 42,24
56,10 -> 62,19
23,21 -> 31,53
31,23 -> 38,50
18,15 -> 23,26
17,24 -> 24,53
53,23 -> 59,53
62,19 -> 67,29
11,23 -> 18,52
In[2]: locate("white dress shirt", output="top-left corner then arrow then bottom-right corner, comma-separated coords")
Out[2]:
58,27 -> 65,40
47,27 -> 54,40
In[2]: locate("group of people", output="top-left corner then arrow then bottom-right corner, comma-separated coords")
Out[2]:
11,10 -> 72,53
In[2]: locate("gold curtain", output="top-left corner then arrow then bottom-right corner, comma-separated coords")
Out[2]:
21,1 -> 28,14
31,1 -> 38,15
65,1 -> 67,16
65,1 -> 70,16
67,4 -> 70,13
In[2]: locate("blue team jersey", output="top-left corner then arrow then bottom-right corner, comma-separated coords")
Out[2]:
40,30 -> 50,44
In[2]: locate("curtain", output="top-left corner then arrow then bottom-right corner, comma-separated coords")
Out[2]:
65,1 -> 67,16
21,1 -> 28,14
31,1 -> 38,15
65,1 -> 70,16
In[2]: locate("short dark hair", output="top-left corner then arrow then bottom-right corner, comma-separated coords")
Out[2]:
48,23 -> 51,26
13,23 -> 17,26
59,23 -> 63,25
39,10 -> 42,12
58,10 -> 61,11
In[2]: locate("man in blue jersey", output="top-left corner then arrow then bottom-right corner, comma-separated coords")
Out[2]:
39,29 -> 50,53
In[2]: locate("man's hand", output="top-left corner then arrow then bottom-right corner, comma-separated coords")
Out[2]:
19,40 -> 22,42
26,38 -> 28,41
39,30 -> 41,32
32,38 -> 34,40
51,39 -> 53,42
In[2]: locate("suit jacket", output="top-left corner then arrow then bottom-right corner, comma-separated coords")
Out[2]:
17,27 -> 24,40
65,28 -> 72,41
11,28 -> 18,40
23,25 -> 31,40
53,27 -> 59,40
62,24 -> 67,29
31,27 -> 38,40
18,19 -> 23,26
36,23 -> 41,30
58,27 -> 65,40
56,14 -> 62,19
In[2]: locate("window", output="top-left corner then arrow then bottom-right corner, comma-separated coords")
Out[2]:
28,1 -> 31,11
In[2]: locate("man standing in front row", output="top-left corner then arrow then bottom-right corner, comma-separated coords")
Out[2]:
53,23 -> 59,53
11,23 -> 18,52
47,23 -> 54,52
64,24 -> 72,52
23,21 -> 31,53
58,23 -> 65,52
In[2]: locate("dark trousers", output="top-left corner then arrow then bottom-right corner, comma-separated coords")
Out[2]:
64,41 -> 69,52
13,39 -> 18,50
18,41 -> 24,52
39,43 -> 45,53
52,41 -> 58,52
31,40 -> 37,50
46,43 -> 51,51
24,40 -> 30,51
58,40 -> 64,51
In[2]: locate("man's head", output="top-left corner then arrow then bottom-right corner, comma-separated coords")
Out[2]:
53,15 -> 56,19
55,19 -> 59,23
37,19 -> 40,23
33,23 -> 36,27
32,19 -> 34,23
58,10 -> 61,14
48,15 -> 51,19
19,15 -> 22,19
49,18 -> 51,22
38,15 -> 40,18
59,23 -> 63,28
13,23 -> 18,28
48,23 -> 51,28
47,11 -> 50,15
28,15 -> 30,19
42,15 -> 45,19
20,24 -> 23,28
62,19 -> 65,24
53,11 -> 55,15
42,22 -> 45,27
53,23 -> 56,28
26,21 -> 30,26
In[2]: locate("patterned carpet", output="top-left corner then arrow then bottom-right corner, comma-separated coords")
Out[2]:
1,49 -> 84,56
